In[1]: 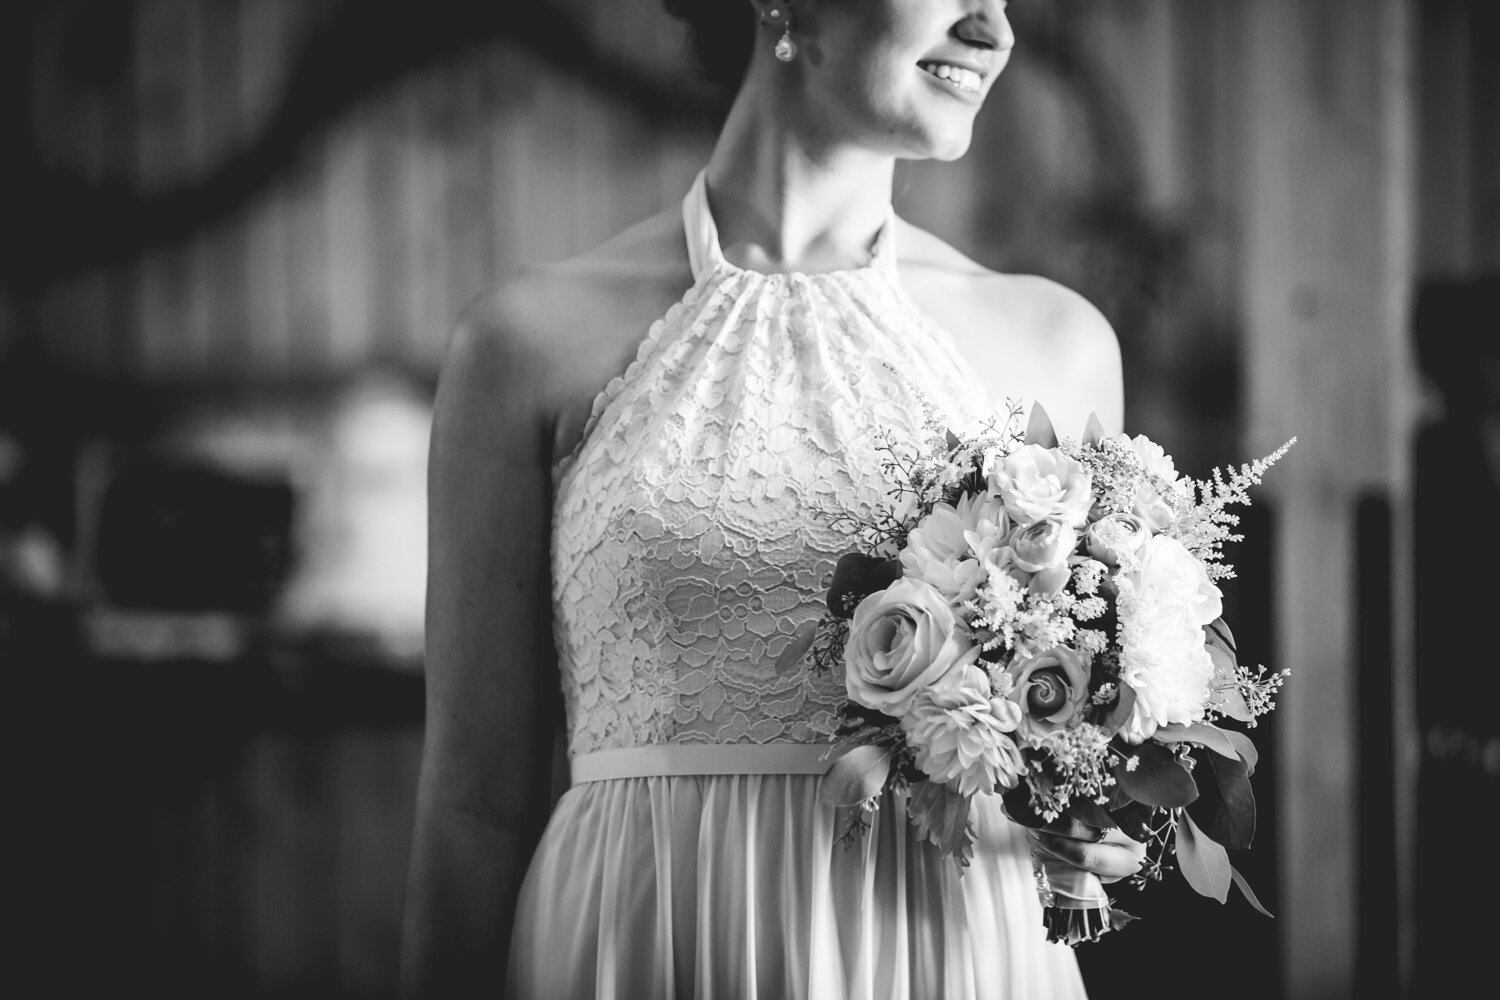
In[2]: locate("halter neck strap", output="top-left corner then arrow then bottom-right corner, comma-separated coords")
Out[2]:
683,169 -> 899,282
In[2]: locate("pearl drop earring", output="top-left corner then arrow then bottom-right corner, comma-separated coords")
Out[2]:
765,6 -> 797,62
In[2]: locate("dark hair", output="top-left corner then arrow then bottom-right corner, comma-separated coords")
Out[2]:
662,0 -> 758,91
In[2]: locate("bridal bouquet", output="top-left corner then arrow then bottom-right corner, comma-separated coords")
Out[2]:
780,399 -> 1293,945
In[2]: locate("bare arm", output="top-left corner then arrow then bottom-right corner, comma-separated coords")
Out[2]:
400,288 -> 563,997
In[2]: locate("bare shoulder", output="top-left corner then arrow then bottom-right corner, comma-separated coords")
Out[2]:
895,220 -> 1124,436
440,210 -> 695,461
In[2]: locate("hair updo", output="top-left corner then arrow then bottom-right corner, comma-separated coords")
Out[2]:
662,0 -> 758,91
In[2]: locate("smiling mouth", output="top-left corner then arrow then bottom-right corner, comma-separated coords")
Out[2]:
917,61 -> 983,94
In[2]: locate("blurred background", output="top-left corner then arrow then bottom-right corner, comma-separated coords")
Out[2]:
1,0 -> 1494,997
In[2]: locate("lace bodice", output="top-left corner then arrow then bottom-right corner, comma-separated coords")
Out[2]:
552,171 -> 997,757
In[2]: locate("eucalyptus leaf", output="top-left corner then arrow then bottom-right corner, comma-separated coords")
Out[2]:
1231,865 -> 1276,918
1063,796 -> 1118,832
772,619 -> 819,674
818,744 -> 893,807
1106,799 -> 1155,843
1154,723 -> 1241,760
1186,747 -> 1256,850
1205,618 -> 1237,655
1113,741 -> 1199,809
1082,412 -> 1107,446
1222,730 -> 1259,775
1175,811 -> 1231,903
1024,403 -> 1058,448
1099,684 -> 1138,737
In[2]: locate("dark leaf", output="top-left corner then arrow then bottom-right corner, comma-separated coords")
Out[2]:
1231,865 -> 1276,918
826,553 -> 902,620
1186,748 -> 1256,850
1175,811 -> 1230,903
1099,684 -> 1138,737
1001,783 -> 1049,830
772,619 -> 819,674
1112,741 -> 1199,809
819,744 -> 893,807
1222,729 -> 1259,775
1106,799 -> 1155,843
1064,796 -> 1118,832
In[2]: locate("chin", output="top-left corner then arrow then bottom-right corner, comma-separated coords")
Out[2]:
899,121 -> 976,162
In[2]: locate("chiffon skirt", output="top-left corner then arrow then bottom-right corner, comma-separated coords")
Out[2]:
505,773 -> 1088,999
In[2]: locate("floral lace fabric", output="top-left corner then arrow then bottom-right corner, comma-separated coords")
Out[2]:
551,171 -> 998,758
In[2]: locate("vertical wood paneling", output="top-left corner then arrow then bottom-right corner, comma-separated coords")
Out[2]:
284,159 -> 333,372
401,72 -> 454,368
1241,1 -> 1418,997
238,0 -> 293,375
324,110 -> 376,369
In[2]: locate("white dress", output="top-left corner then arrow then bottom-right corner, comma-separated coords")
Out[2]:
506,171 -> 1088,999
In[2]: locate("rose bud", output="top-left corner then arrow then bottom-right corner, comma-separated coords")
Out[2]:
1007,647 -> 1093,743
826,552 -> 903,620
1025,669 -> 1070,716
1009,518 -> 1078,574
1083,512 -> 1150,568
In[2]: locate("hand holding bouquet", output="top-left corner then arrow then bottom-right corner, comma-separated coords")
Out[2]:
782,399 -> 1293,945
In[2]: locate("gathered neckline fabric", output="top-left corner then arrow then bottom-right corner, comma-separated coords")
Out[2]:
510,171 -> 1086,999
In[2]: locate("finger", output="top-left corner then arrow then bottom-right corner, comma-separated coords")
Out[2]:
1038,816 -> 1109,842
1030,831 -> 1146,882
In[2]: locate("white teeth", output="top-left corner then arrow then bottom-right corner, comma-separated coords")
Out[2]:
922,63 -> 981,93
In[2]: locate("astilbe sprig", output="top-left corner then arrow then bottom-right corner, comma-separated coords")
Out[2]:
1171,439 -> 1296,579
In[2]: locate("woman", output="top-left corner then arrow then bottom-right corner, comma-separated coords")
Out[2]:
402,1 -> 1144,996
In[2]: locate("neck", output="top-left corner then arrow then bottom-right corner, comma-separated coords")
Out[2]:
704,75 -> 895,273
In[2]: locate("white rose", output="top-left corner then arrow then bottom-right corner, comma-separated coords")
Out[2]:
1083,512 -> 1151,568
985,444 -> 1094,527
1009,518 -> 1078,574
844,578 -> 980,717
901,662 -> 1026,797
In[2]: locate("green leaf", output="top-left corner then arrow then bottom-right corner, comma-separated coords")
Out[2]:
1024,403 -> 1058,448
1112,741 -> 1199,809
1221,729 -> 1259,775
1231,865 -> 1275,918
826,553 -> 902,619
1186,748 -> 1256,850
773,619 -> 819,674
1106,800 -> 1155,843
1082,412 -> 1107,446
818,744 -> 893,807
1098,684 -> 1138,737
1205,617 -> 1237,655
1154,723 -> 1241,760
1063,796 -> 1118,832
1175,811 -> 1231,903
